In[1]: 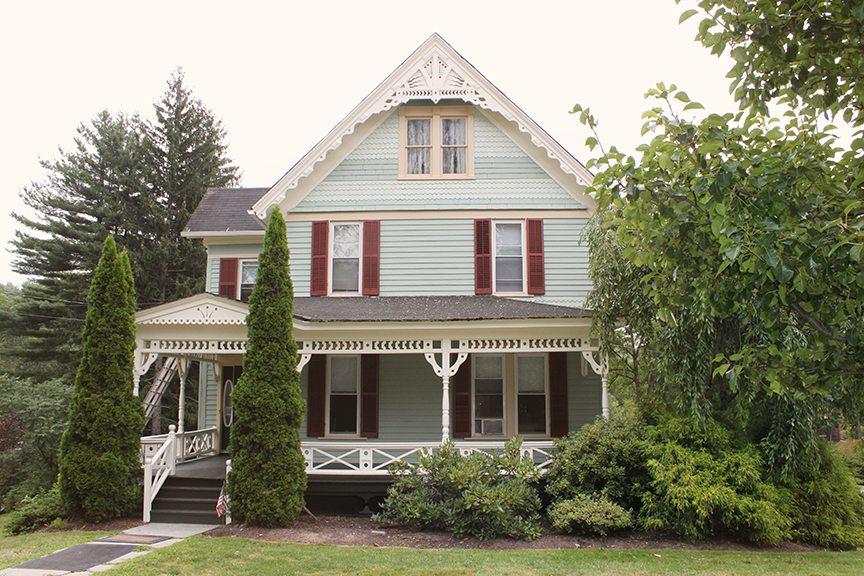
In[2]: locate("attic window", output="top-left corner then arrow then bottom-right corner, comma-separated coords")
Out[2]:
399,106 -> 473,179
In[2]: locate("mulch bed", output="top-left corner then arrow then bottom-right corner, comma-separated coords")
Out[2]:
206,515 -> 820,552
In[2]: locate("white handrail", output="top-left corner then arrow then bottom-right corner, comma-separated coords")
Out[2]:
142,425 -> 176,522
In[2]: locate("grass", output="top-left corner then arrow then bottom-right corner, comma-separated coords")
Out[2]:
107,535 -> 864,576
0,515 -> 112,569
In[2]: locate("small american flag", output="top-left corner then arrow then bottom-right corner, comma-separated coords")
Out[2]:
215,484 -> 229,518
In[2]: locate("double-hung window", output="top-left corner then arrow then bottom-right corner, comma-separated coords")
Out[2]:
473,355 -> 505,436
239,259 -> 258,302
516,354 -> 548,435
399,106 -> 473,178
331,223 -> 362,294
493,222 -> 525,293
327,355 -> 360,435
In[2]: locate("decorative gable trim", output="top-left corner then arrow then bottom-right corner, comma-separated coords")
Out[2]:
135,293 -> 249,326
251,34 -> 594,219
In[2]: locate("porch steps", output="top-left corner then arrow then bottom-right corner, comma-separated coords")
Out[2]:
150,476 -> 223,524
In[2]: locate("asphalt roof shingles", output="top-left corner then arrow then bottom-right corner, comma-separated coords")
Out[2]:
293,296 -> 590,322
184,188 -> 268,233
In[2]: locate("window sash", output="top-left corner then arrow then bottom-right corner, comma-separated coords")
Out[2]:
400,107 -> 472,178
327,356 -> 360,435
493,222 -> 525,294
472,355 -> 505,436
329,223 -> 362,294
516,354 -> 548,435
238,259 -> 258,302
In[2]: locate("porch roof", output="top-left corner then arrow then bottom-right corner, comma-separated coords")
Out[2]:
293,296 -> 590,322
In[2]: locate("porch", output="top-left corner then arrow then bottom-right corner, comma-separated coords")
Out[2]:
134,293 -> 608,521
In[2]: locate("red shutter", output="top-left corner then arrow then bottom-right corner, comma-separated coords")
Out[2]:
452,355 -> 472,438
310,221 -> 329,296
218,258 -> 238,299
362,221 -> 380,296
360,355 -> 380,438
549,352 -> 569,437
306,355 -> 326,438
526,219 -> 545,295
474,220 -> 492,295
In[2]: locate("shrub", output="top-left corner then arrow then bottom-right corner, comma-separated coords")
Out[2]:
776,441 -> 864,550
5,485 -> 65,535
835,440 -> 864,485
545,412 -> 648,511
374,440 -> 542,540
58,238 -> 144,522
639,440 -> 789,546
228,211 -> 306,527
548,495 -> 632,536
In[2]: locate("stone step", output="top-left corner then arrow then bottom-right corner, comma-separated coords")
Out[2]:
150,508 -> 221,524
152,496 -> 217,512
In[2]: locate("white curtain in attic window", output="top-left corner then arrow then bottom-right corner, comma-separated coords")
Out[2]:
407,118 -> 431,174
332,224 -> 360,292
442,118 -> 467,174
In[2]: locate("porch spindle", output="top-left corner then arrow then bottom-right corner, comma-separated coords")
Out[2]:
177,357 -> 189,434
440,340 -> 451,442
601,353 -> 609,419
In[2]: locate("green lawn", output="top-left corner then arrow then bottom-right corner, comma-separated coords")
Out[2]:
108,535 -> 864,576
0,517 -> 112,569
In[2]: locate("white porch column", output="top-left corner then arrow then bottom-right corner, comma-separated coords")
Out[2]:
177,357 -> 190,434
601,352 -> 610,419
440,340 -> 452,443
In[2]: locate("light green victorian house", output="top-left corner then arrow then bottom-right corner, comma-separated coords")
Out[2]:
136,34 -> 607,524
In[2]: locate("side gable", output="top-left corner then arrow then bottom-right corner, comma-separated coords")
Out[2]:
252,34 -> 594,218
292,109 -> 585,213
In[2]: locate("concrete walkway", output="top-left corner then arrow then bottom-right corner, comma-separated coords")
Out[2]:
1,523 -> 216,576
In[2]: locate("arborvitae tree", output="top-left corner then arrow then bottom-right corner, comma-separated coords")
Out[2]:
139,69 -> 238,305
228,210 -> 306,526
58,237 -> 145,521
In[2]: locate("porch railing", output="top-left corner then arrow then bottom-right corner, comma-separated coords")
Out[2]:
141,426 -> 218,464
301,440 -> 557,476
142,425 -> 176,523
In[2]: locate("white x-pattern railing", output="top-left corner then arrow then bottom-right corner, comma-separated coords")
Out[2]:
301,440 -> 556,475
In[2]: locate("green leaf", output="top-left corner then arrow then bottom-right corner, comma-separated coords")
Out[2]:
851,244 -> 863,263
684,102 -> 705,111
679,9 -> 698,23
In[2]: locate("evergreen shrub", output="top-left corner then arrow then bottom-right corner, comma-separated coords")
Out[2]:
374,440 -> 542,540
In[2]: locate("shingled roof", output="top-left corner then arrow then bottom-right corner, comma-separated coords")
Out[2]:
293,296 -> 590,322
183,188 -> 268,235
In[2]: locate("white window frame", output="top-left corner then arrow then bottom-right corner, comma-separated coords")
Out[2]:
328,221 -> 363,296
324,354 -> 361,437
471,354 -> 507,438
514,353 -> 550,438
491,220 -> 528,296
398,106 -> 474,179
237,258 -> 258,302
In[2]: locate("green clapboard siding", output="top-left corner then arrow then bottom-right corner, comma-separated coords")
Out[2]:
197,361 -> 219,428
293,110 -> 585,212
205,218 -> 590,305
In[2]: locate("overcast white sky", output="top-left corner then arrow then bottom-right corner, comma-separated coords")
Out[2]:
0,0 -> 735,286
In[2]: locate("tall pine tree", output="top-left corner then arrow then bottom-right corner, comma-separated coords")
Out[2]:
5,71 -> 237,382
7,112 -> 146,381
58,236 -> 144,521
138,69 -> 238,305
228,210 -> 306,526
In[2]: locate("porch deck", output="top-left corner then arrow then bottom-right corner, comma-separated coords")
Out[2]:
174,454 -> 228,479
